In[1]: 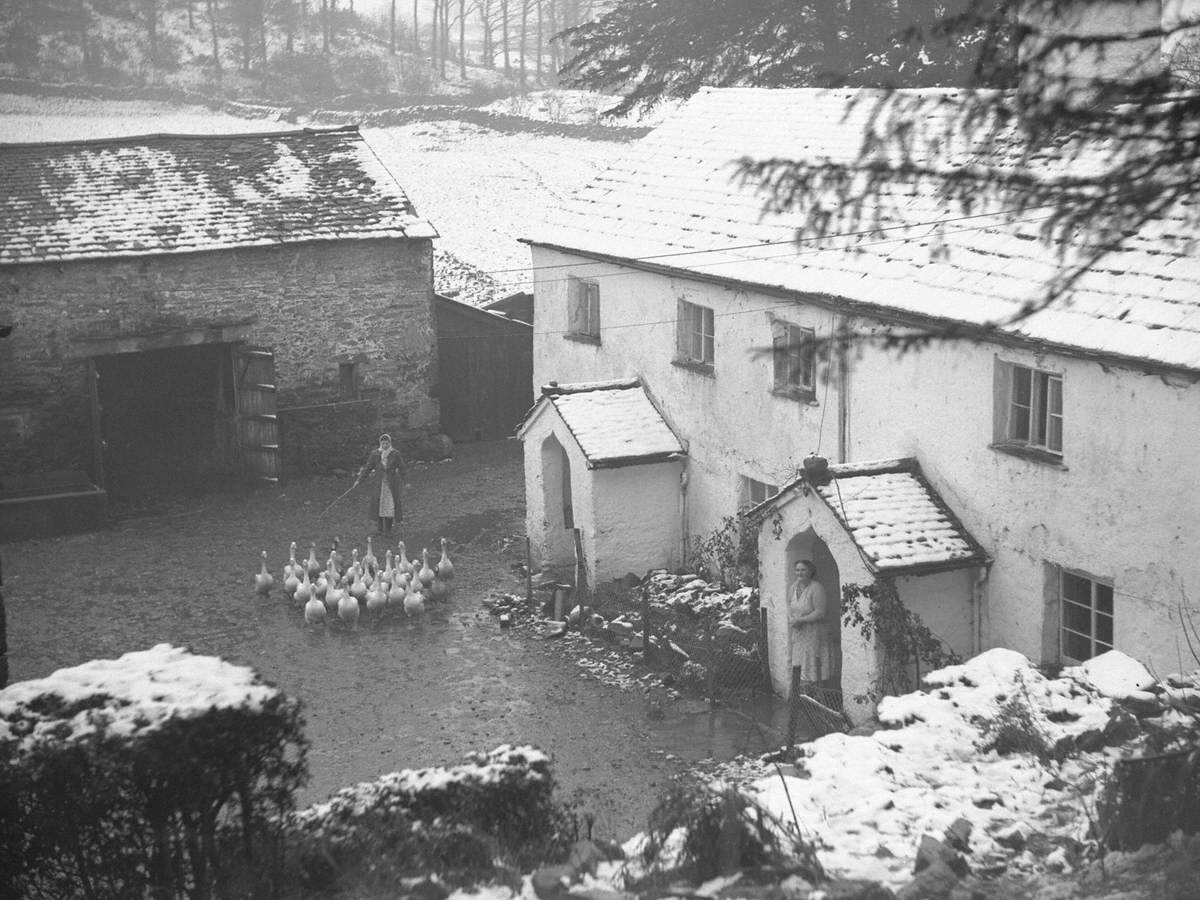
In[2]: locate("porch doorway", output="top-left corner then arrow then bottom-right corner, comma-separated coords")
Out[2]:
539,433 -> 576,570
95,344 -> 239,500
784,529 -> 842,688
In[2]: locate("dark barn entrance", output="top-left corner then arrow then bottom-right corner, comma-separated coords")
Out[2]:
92,341 -> 280,501
95,344 -> 237,499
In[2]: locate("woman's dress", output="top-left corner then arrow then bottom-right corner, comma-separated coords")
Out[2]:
789,580 -> 837,683
359,447 -> 405,523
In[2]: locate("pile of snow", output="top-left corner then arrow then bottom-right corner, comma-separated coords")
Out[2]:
742,649 -> 1154,888
0,643 -> 280,756
1069,649 -> 1156,699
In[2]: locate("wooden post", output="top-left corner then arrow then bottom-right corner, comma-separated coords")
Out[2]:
642,584 -> 652,666
759,606 -> 771,689
525,536 -> 533,603
572,527 -> 587,597
0,555 -> 8,689
87,358 -> 106,489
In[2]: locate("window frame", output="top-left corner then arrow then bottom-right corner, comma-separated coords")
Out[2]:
675,299 -> 715,373
771,318 -> 816,400
565,277 -> 601,344
740,475 -> 779,510
993,359 -> 1064,463
1057,566 -> 1114,663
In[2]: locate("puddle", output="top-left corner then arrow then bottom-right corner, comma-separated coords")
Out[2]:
646,695 -> 802,763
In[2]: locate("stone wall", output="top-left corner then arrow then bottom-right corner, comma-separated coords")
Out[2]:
0,238 -> 438,479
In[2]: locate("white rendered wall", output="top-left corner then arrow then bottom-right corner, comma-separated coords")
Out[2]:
591,461 -> 684,582
530,245 -> 1200,681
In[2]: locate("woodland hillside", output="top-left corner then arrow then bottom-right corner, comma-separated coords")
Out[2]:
0,0 -> 599,104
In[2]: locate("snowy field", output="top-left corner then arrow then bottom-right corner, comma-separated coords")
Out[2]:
0,92 -> 630,292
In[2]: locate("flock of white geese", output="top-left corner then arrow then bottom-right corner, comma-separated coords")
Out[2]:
254,536 -> 455,625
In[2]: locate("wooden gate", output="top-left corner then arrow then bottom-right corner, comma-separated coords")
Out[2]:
234,345 -> 281,483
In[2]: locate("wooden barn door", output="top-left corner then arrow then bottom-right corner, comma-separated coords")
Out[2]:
234,345 -> 281,483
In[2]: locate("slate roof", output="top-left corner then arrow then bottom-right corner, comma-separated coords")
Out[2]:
525,87 -> 1200,374
517,378 -> 686,469
0,126 -> 437,264
756,458 -> 988,576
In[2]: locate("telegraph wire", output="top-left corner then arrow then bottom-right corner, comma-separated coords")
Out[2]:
432,209 -> 1058,343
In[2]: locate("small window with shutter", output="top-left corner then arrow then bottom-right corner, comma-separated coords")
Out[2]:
566,277 -> 601,342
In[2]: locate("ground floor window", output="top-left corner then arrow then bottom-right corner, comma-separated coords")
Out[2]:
1058,567 -> 1114,662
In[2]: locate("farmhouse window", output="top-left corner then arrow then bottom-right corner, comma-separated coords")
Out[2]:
771,320 -> 815,398
994,359 -> 1063,459
1058,567 -> 1114,662
676,300 -> 714,369
566,277 -> 601,342
740,476 -> 779,509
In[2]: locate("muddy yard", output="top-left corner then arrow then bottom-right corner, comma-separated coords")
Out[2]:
1,439 -> 783,839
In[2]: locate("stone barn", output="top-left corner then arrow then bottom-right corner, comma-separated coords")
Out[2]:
0,125 -> 439,524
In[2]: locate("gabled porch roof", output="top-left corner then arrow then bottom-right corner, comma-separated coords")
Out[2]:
752,457 -> 989,577
516,377 -> 686,469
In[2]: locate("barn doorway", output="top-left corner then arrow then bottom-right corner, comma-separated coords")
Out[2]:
95,343 -> 239,500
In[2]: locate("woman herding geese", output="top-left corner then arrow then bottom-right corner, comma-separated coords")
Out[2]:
354,433 -> 406,535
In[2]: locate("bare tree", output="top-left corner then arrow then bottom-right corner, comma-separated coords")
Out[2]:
390,0 -> 397,53
459,0 -> 466,77
500,0 -> 510,75
206,0 -> 221,70
412,0 -> 419,52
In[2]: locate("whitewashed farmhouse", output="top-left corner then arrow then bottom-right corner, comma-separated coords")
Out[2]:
519,87 -> 1200,719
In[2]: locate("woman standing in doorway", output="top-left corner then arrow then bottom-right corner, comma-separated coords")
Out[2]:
355,434 -> 405,535
789,559 -> 837,693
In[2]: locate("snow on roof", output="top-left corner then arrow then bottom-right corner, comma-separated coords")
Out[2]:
519,378 -> 686,468
0,644 -> 280,755
0,126 -> 437,264
525,87 -> 1200,374
812,458 -> 988,574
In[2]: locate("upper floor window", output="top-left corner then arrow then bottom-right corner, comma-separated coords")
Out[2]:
676,300 -> 714,371
566,277 -> 600,342
1058,567 -> 1113,662
740,475 -> 779,509
994,359 -> 1063,459
772,320 -> 815,399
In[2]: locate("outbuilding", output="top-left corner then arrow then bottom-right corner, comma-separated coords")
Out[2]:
517,378 -> 686,586
0,125 -> 439,535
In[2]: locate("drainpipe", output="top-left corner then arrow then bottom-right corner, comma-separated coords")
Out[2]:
835,315 -> 849,464
679,467 -> 690,569
972,564 -> 991,655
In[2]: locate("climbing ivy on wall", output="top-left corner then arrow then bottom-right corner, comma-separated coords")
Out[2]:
841,577 -> 961,701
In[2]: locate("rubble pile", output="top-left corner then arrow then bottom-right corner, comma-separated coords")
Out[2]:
483,569 -> 762,696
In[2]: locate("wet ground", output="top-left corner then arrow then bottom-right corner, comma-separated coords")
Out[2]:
2,439 -> 788,839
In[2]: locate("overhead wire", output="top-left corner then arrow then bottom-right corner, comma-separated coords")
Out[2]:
432,208 -> 1058,343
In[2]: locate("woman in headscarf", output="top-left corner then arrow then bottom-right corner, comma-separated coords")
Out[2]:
355,434 -> 405,535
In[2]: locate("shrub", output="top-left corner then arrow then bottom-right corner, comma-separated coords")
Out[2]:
332,49 -> 390,95
978,689 -> 1053,761
285,745 -> 565,891
689,514 -> 760,589
633,776 -> 823,889
265,50 -> 335,100
0,645 -> 308,899
1097,744 -> 1200,850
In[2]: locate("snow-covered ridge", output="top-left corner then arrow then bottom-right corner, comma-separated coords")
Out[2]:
0,643 -> 281,755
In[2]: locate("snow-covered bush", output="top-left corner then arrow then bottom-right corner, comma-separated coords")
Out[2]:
631,775 -> 823,890
286,745 -> 565,891
0,645 -> 307,899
